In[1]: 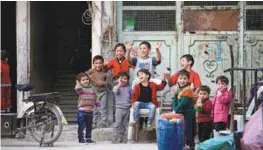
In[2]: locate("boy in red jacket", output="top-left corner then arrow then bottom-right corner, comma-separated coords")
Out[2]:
165,54 -> 201,95
195,85 -> 212,142
131,69 -> 166,129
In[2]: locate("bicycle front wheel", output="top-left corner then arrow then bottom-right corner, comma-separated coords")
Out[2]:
29,105 -> 63,144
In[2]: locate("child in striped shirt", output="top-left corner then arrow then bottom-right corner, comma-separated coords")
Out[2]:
75,72 -> 100,143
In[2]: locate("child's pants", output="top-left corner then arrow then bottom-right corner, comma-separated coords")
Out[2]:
214,122 -> 226,131
113,108 -> 130,141
185,118 -> 195,147
198,121 -> 212,142
93,91 -> 115,126
77,111 -> 93,140
133,101 -> 155,124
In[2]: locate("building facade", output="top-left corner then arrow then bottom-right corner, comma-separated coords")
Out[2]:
8,1 -> 263,117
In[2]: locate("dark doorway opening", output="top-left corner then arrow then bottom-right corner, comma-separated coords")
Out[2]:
49,1 -> 92,73
1,1 -> 17,112
30,2 -> 92,122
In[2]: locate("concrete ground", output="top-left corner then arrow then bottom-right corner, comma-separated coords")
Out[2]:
1,138 -> 158,150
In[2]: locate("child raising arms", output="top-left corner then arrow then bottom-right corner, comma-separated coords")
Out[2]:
126,41 -> 162,89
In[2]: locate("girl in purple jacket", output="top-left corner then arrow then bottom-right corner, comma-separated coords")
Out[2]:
212,75 -> 232,133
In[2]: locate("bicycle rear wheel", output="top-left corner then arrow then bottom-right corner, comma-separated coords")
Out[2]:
29,105 -> 63,144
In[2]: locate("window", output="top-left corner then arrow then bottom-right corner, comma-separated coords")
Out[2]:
246,2 -> 263,31
246,10 -> 263,30
247,1 -> 263,5
122,2 -> 176,31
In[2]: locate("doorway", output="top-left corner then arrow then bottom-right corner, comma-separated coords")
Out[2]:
1,1 -> 17,112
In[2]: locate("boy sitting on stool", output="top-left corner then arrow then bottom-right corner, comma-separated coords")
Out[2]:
130,69 -> 167,130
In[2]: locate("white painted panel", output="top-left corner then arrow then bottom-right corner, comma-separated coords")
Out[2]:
184,35 -> 238,96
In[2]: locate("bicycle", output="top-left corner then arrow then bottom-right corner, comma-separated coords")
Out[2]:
1,83 -> 68,146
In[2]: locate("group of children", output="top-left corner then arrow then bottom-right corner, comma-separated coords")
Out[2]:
74,41 -> 232,149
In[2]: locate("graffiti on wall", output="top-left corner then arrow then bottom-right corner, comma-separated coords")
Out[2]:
199,41 -> 223,78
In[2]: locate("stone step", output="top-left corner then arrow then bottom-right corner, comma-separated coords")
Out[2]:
54,89 -> 75,93
55,76 -> 77,81
59,104 -> 77,110
59,95 -> 78,100
62,108 -> 77,113
59,100 -> 77,105
59,92 -> 77,96
64,113 -> 77,122
54,84 -> 75,89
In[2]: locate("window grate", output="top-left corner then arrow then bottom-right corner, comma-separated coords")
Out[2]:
247,1 -> 263,5
184,1 -> 238,6
123,1 -> 176,6
246,9 -> 263,30
122,10 -> 175,31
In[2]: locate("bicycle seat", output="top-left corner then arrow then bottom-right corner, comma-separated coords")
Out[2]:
16,84 -> 35,91
28,92 -> 61,101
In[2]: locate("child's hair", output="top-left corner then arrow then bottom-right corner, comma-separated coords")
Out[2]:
118,72 -> 130,80
199,85 -> 211,94
1,49 -> 9,61
114,43 -> 126,53
139,41 -> 151,49
93,55 -> 104,63
76,72 -> 89,81
177,69 -> 189,79
216,75 -> 229,85
137,68 -> 151,80
180,54 -> 194,67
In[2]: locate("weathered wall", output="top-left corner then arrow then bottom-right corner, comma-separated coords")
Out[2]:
183,9 -> 239,32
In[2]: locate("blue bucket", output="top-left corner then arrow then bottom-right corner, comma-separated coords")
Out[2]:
157,118 -> 184,150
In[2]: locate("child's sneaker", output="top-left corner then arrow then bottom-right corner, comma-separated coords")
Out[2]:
122,139 -> 128,144
146,123 -> 152,130
183,144 -> 194,150
129,120 -> 138,126
111,139 -> 118,144
79,139 -> 86,143
86,139 -> 96,143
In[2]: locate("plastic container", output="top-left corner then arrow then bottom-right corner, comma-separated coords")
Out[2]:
157,118 -> 184,150
197,135 -> 235,150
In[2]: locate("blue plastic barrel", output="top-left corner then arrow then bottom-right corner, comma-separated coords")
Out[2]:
157,118 -> 184,150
